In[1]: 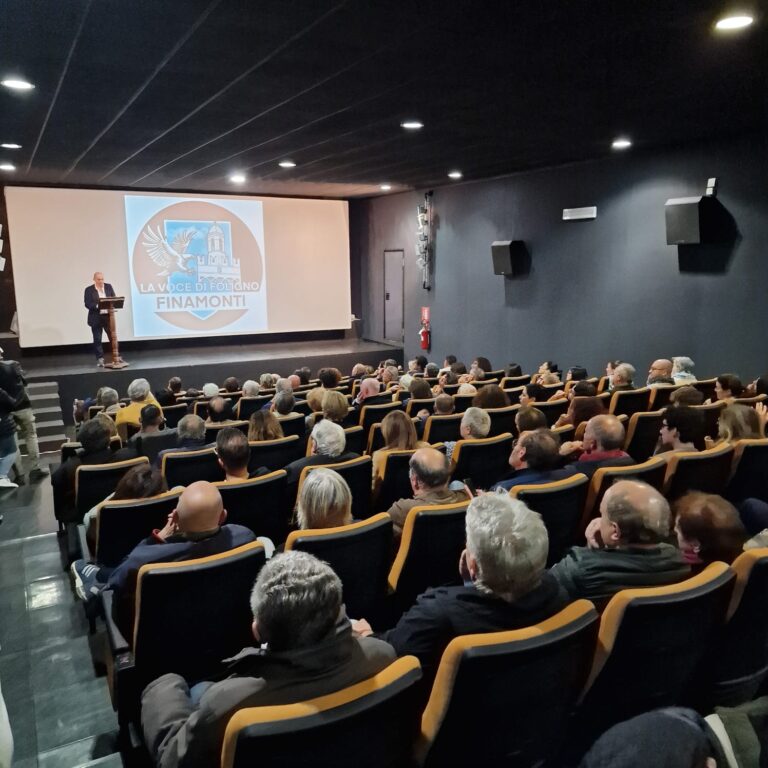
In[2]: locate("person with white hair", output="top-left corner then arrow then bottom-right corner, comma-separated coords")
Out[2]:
672,356 -> 697,384
201,382 -> 219,399
100,387 -> 121,414
296,468 -> 353,529
283,419 -> 359,490
443,406 -> 491,462
115,378 -> 162,434
353,493 -> 568,682
610,363 -> 636,391
241,379 -> 260,397
141,551 -> 395,768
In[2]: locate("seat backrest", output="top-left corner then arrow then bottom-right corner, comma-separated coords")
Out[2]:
87,404 -> 104,419
692,378 -> 717,402
343,425 -> 366,456
162,448 -> 224,487
578,563 -> 735,742
691,401 -> 727,439
405,397 -> 435,417
726,439 -> 768,504
133,542 -> 266,687
623,410 -> 664,462
248,435 -> 303,472
503,385 -> 525,405
501,375 -> 531,389
510,474 -> 589,566
205,421 -> 249,444
161,403 -> 188,429
452,433 -> 514,490
531,399 -> 568,426
663,443 -> 735,499
285,514 -> 393,620
292,399 -> 313,416
277,413 -> 307,440
582,457 -> 667,530
75,457 -> 150,519
552,423 -> 576,443
236,396 -> 273,420
299,456 -> 373,520
359,402 -> 403,432
373,446 -> 446,513
215,471 -> 290,545
221,656 -> 423,768
703,548 -> 768,705
95,490 -> 182,568
134,430 -> 179,463
485,405 -> 520,437
539,382 -> 565,399
647,385 -> 683,410
423,413 -> 463,443
609,387 -> 650,417
732,394 -> 768,406
388,501 -> 470,614
192,400 -> 209,420
596,375 -> 609,394
452,394 -> 475,413
419,601 -> 599,768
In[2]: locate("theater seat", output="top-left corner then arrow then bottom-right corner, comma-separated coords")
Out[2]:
298,456 -> 373,520
205,421 -> 249,444
422,414 -> 463,443
74,457 -> 150,525
161,403 -> 187,429
530,399 -> 569,426
572,563 -> 735,757
417,601 -> 599,768
663,443 -> 735,499
452,394 -> 474,413
214,471 -> 290,545
509,474 -> 589,566
692,378 -> 717,403
162,448 -> 224,487
236,395 -> 273,420
485,405 -> 519,437
647,385 -> 683,411
623,410 -> 665,462
388,500 -> 470,617
285,514 -> 393,621
220,656 -> 423,768
277,412 -> 307,441
500,374 -> 531,389
608,387 -> 650,418
248,435 -> 303,472
725,438 -> 768,504
451,433 -> 514,490
405,398 -> 436,417
691,401 -> 727,439
103,541 -> 266,727
373,446 -> 446,514
343,425 -> 366,456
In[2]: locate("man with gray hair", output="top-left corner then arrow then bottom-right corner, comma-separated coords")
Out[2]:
241,379 -> 260,397
443,406 -> 491,462
100,387 -> 120,414
141,551 -> 396,768
272,390 -> 295,416
153,414 -> 207,468
283,419 -> 359,489
550,479 -> 689,602
386,446 -> 469,536
561,414 -> 634,479
115,378 -> 162,437
353,493 -> 567,682
672,356 -> 697,384
610,363 -> 636,391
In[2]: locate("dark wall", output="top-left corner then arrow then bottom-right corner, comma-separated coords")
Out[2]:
351,134 -> 768,380
0,190 -> 17,331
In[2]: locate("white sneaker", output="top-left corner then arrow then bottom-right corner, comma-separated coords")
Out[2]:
0,477 -> 18,489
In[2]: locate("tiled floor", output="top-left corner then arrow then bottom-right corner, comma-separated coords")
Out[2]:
0,461 -> 123,767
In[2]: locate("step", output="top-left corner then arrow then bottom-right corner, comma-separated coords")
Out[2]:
30,419 -> 65,438
27,381 -> 59,395
29,392 -> 60,404
30,406 -> 63,416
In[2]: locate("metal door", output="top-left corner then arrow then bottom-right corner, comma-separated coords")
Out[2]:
383,249 -> 404,343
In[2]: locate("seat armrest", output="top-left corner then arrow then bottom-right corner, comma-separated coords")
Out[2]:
76,523 -> 90,563
102,590 -> 130,654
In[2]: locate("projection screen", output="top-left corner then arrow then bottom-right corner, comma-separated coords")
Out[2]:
5,187 -> 350,348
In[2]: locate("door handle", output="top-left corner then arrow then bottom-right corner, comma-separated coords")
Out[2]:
385,292 -> 390,300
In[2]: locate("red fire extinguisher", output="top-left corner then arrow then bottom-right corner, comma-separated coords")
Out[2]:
419,306 -> 431,351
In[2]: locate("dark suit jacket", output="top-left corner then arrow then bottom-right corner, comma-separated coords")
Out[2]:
84,283 -> 116,327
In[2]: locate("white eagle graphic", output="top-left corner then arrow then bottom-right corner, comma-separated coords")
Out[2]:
142,225 -> 197,276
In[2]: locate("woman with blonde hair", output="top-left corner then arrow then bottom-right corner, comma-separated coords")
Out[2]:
296,468 -> 353,529
248,410 -> 284,441
371,409 -> 428,490
705,403 -> 763,449
321,390 -> 350,424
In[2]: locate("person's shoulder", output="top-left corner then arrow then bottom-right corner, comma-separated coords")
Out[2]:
355,634 -> 398,663
221,524 -> 258,544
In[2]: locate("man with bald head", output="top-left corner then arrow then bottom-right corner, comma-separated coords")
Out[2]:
386,447 -> 469,537
84,271 -> 117,366
550,480 -> 689,602
563,414 -> 635,479
647,358 -> 675,387
71,480 -> 255,633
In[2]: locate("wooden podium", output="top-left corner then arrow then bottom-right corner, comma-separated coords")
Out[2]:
98,296 -> 129,369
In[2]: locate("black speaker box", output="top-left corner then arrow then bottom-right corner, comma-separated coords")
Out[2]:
665,196 -> 733,245
491,240 -> 529,277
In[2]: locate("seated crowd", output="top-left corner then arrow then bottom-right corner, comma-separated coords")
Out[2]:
55,352 -> 768,766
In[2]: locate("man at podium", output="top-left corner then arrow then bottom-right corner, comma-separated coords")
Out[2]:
83,271 -> 116,367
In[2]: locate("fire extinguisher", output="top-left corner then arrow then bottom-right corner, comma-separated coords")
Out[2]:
419,320 -> 431,351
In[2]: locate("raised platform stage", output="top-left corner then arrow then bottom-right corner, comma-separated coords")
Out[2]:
14,337 -> 403,426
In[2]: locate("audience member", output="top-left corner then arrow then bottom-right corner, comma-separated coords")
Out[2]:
707,403 -> 763,448
611,363 -> 636,391
505,362 -> 523,377
247,411 -> 284,441
318,367 -> 342,389
305,387 -> 325,414
473,356 -> 493,374
294,367 -> 311,385
472,384 -> 510,409
320,390 -> 349,424
75,481 -> 255,636
440,355 -> 457,374
537,361 -> 559,379
519,382 -> 545,406
206,396 -> 236,424
286,373 -> 301,389
424,362 -> 440,378
284,420 -> 358,488
381,365 -> 400,388
0,357 -> 25,489
354,493 -> 567,683
241,380 -> 260,397
202,382 -> 220,399
155,376 -> 183,407
673,492 -> 747,570
712,374 -> 744,402
296,468 -> 353,529
570,380 -> 597,398
372,410 -> 428,490
407,377 -> 433,402
100,387 -> 121,414
493,429 -> 570,491
259,373 -> 277,389
115,378 -> 162,435
647,358 -> 674,387
672,356 -> 697,384
385,447 -> 468,537
555,395 -> 607,429
141,551 -> 395,768
120,403 -> 176,464
215,428 -> 259,482
550,480 -> 689,602
222,377 -> 240,393
154,415 -> 207,468
566,366 -> 588,382
515,406 -> 547,433
457,382 -> 477,396
604,360 -> 623,387
355,377 -> 381,406
450,361 -> 468,375
655,406 -> 703,459
350,363 -> 367,379
670,386 -> 705,406
416,392 -> 454,425
561,414 -> 634,478
272,391 -> 295,417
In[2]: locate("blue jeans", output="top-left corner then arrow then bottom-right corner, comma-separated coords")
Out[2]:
0,432 -> 18,478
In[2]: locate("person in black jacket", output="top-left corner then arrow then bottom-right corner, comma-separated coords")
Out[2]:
0,358 -> 26,489
352,492 -> 568,684
83,271 -> 117,366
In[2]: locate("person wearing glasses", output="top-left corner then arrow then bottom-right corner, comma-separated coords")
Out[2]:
655,406 -> 703,461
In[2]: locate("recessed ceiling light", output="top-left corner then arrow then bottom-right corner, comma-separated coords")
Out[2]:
0,143 -> 21,150
229,172 -> 246,183
0,163 -> 16,172
400,121 -> 424,130
612,137 -> 632,150
715,14 -> 754,30
1,78 -> 35,91
448,170 -> 463,180
278,160 -> 296,168
380,184 -> 392,191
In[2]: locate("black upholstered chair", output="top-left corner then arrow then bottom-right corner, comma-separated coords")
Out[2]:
623,410 -> 664,462
298,456 -> 373,520
162,448 -> 224,487
248,435 -> 304,473
451,433 -> 514,490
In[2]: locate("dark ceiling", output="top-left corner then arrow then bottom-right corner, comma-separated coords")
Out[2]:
0,0 -> 765,199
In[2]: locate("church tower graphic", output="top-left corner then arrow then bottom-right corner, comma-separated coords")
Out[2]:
197,221 -> 241,279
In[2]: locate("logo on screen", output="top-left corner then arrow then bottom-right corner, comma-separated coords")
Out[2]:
131,201 -> 263,331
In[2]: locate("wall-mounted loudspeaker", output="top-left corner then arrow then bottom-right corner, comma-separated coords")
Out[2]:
665,196 -> 734,245
492,240 -> 530,277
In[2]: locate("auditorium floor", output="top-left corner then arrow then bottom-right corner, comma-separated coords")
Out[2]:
0,458 -> 123,768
